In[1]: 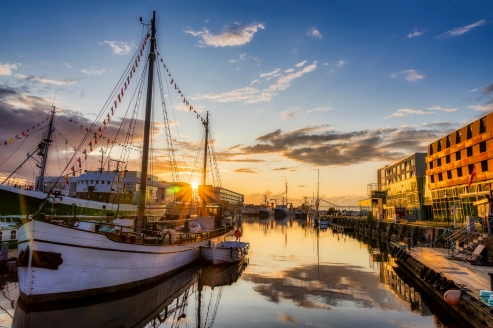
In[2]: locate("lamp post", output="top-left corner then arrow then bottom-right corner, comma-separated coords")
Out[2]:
444,191 -> 450,229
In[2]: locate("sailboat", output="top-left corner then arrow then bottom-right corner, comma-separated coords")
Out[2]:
15,11 -> 232,304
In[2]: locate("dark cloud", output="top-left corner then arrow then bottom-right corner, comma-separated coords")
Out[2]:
273,167 -> 290,171
234,168 -> 258,174
221,124 -> 456,166
483,83 -> 493,95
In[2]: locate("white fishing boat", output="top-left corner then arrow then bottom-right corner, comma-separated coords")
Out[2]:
201,235 -> 249,265
16,11 -> 232,304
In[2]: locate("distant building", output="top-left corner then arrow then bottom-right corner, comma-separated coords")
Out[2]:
426,114 -> 493,220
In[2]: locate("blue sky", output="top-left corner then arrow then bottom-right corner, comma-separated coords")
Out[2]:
1,0 -> 492,205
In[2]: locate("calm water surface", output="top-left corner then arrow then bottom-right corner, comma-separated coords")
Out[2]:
0,218 -> 467,327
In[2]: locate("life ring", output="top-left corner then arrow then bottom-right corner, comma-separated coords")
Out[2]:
439,279 -> 454,291
234,230 -> 242,238
420,267 -> 429,279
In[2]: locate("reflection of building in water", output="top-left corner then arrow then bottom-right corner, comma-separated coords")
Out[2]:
380,258 -> 431,316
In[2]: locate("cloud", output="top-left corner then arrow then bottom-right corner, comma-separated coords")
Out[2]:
0,62 -> 19,75
234,168 -> 258,173
323,63 -> 329,66
307,28 -> 323,38
468,104 -> 493,111
98,41 -> 133,55
260,68 -> 281,79
295,60 -> 307,68
385,108 -> 433,118
428,106 -> 458,112
185,22 -> 265,47
483,83 -> 493,95
14,74 -> 76,85
281,109 -> 300,120
250,79 -> 259,85
337,60 -> 347,67
222,123 -> 456,167
407,28 -> 424,38
284,68 -> 294,73
437,19 -> 486,38
195,61 -> 317,103
307,106 -> 333,113
297,185 -> 306,187
62,63 -> 72,69
81,68 -> 106,76
392,69 -> 424,82
229,59 -> 237,63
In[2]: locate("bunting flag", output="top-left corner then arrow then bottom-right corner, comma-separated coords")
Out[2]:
118,94 -> 121,103
170,79 -> 174,84
111,107 -> 114,116
107,113 -> 111,122
89,141 -> 93,151
114,100 -> 118,109
71,165 -> 76,176
468,165 -> 477,188
103,120 -> 107,129
77,157 -> 82,168
120,88 -> 124,97
98,127 -> 102,137
94,138 -> 98,145
63,174 -> 69,184
83,149 -> 87,159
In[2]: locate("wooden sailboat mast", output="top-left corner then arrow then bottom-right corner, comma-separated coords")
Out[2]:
137,11 -> 156,227
202,111 -> 209,186
35,106 -> 56,192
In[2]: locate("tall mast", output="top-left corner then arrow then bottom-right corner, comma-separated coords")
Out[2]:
202,111 -> 209,186
137,11 -> 156,228
35,106 -> 55,192
316,169 -> 320,216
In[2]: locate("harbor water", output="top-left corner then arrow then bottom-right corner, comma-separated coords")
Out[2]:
0,217 -> 469,327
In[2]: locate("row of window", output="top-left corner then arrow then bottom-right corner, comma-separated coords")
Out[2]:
385,159 -> 416,176
429,161 -> 488,183
78,180 -> 113,185
430,118 -> 487,155
386,171 -> 416,184
429,142 -> 487,169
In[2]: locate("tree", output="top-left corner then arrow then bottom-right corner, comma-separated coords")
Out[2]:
328,207 -> 337,215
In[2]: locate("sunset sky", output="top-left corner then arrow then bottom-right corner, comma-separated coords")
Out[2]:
1,0 -> 492,206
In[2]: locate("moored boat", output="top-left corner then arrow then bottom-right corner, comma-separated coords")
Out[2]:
200,235 -> 249,265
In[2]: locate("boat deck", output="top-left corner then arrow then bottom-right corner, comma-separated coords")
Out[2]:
410,247 -> 491,298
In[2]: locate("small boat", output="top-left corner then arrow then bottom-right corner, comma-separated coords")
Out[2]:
258,204 -> 273,218
201,234 -> 249,265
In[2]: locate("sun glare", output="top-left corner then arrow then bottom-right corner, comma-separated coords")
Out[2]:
191,181 -> 199,190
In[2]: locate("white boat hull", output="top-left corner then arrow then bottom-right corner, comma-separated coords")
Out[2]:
201,241 -> 249,265
17,220 -> 226,303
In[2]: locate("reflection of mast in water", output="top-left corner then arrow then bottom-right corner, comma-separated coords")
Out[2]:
317,228 -> 320,280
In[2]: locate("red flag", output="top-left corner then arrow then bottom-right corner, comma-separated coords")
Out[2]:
114,100 -> 117,108
107,113 -> 111,122
468,165 -> 476,188
63,174 -> 69,184
118,94 -> 121,103
77,157 -> 82,168
89,141 -> 93,151
170,79 -> 174,84
71,165 -> 76,176
124,82 -> 127,90
3,141 -> 7,145
95,138 -> 98,144
83,149 -> 87,159
22,132 -> 26,136
120,88 -> 124,97
135,60 -> 138,67
111,107 -> 114,116
103,120 -> 107,129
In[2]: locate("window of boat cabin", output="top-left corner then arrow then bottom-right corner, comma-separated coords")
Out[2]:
11,230 -> 16,240
446,136 -> 451,148
480,117 -> 487,134
456,130 -> 461,144
467,125 -> 473,139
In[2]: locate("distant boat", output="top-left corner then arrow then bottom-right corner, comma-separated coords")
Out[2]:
258,204 -> 273,218
274,204 -> 294,218
201,235 -> 249,265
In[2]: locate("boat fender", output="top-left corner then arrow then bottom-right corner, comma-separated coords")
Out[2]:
425,269 -> 436,282
440,279 -> 454,291
433,274 -> 445,288
419,267 -> 429,279
444,290 -> 461,306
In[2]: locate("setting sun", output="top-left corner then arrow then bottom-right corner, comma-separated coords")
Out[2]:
191,181 -> 199,190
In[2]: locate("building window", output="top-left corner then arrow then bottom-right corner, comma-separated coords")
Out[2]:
438,173 -> 443,181
437,141 -> 442,152
447,171 -> 452,179
480,141 -> 486,153
431,175 -> 435,183
456,151 -> 461,161
457,167 -> 463,177
446,136 -> 451,148
467,146 -> 473,157
468,164 -> 474,174
480,118 -> 487,134
429,162 -> 434,169
456,130 -> 461,144
437,158 -> 442,166
429,144 -> 434,155
411,159 -> 415,166
446,155 -> 450,164
482,160 -> 488,172
467,125 -> 473,139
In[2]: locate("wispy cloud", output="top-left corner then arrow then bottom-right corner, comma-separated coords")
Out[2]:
81,67 -> 106,76
284,68 -> 294,73
428,106 -> 458,112
195,61 -> 317,103
407,28 -> 424,38
260,68 -> 281,80
14,74 -> 76,85
0,62 -> 19,76
185,22 -> 265,47
307,28 -> 322,38
234,168 -> 258,173
437,19 -> 486,38
337,60 -> 347,67
392,69 -> 425,82
62,63 -> 72,69
385,108 -> 433,118
98,41 -> 133,55
468,104 -> 493,111
281,109 -> 301,120
322,63 -> 329,66
307,106 -> 333,113
295,60 -> 307,68
250,79 -> 259,85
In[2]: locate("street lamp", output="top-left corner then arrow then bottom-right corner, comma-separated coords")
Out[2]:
444,191 -> 450,229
